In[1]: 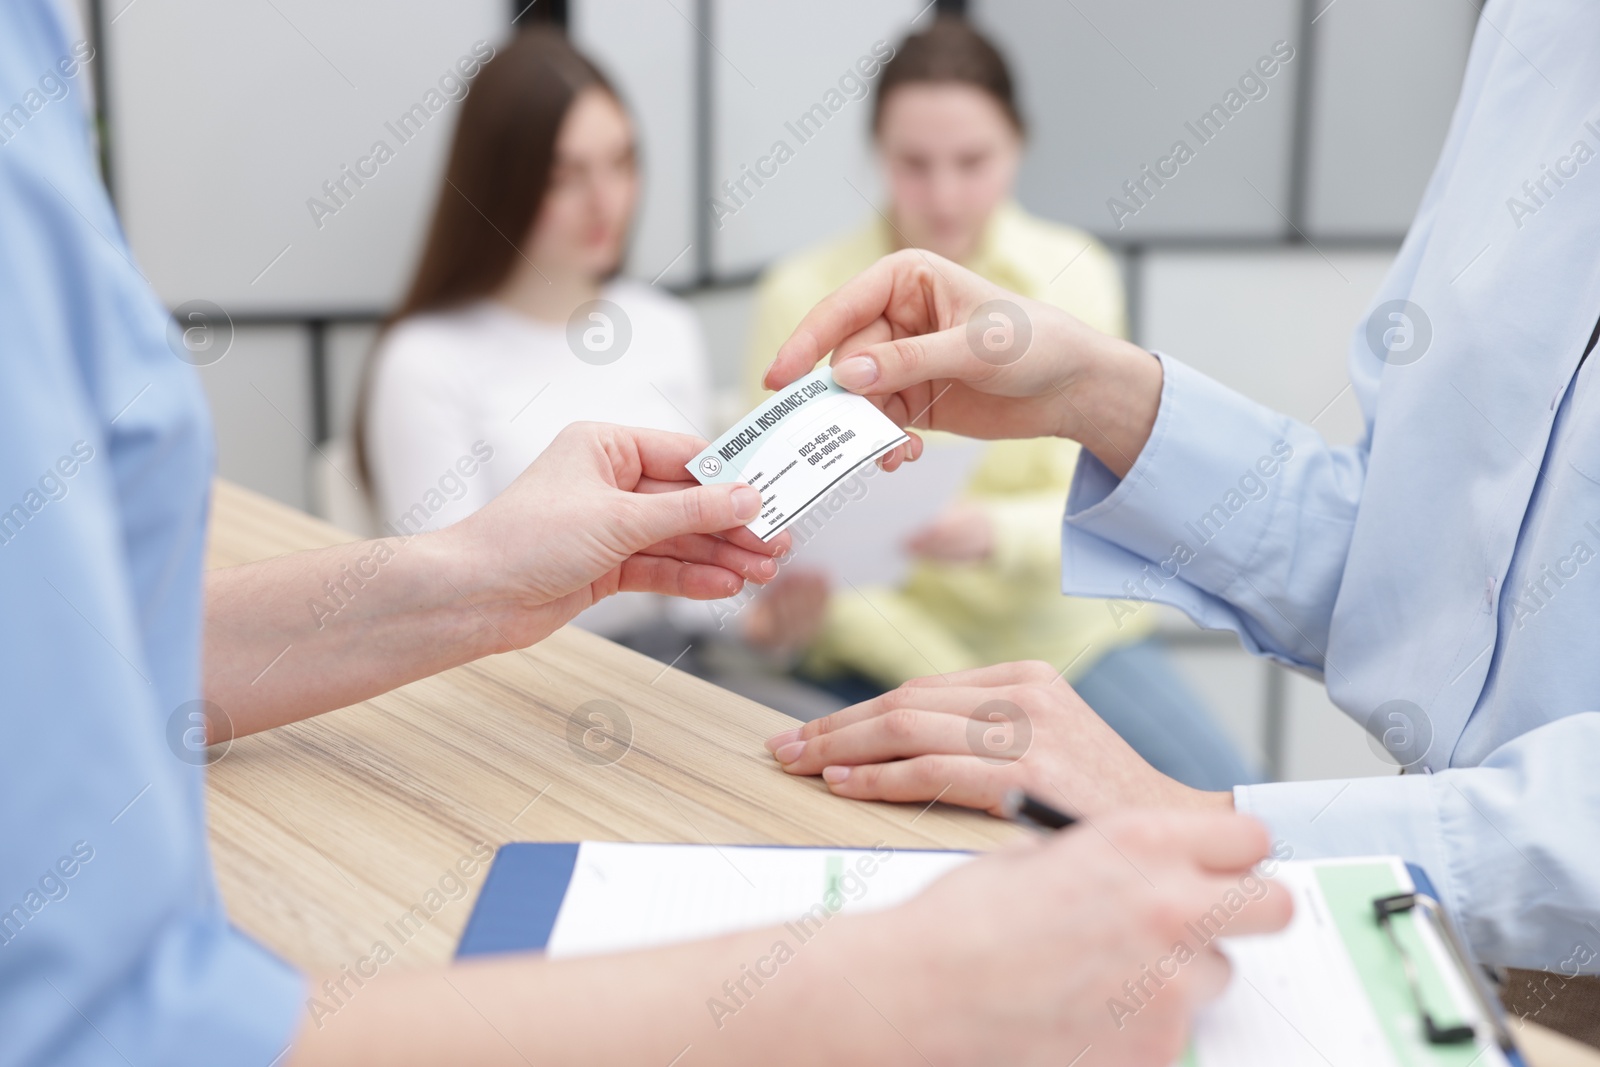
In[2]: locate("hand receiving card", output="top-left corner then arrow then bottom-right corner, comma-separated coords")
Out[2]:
687,368 -> 909,542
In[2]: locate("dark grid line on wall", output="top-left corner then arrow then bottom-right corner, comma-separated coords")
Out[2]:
1285,0 -> 1320,234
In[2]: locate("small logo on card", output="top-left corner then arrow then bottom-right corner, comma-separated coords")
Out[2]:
698,456 -> 723,478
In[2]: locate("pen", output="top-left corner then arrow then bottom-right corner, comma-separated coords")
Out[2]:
1001,789 -> 1078,831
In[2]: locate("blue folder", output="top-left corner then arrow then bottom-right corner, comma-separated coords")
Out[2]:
457,842 -> 579,958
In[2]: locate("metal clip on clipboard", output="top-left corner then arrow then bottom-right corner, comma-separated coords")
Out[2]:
1373,891 -> 1519,1055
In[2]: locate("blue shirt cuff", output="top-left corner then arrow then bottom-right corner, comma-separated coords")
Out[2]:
1234,774 -> 1458,918
1063,352 -> 1298,600
1059,353 -> 1328,665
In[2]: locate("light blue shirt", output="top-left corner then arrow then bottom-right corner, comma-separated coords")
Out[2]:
1063,0 -> 1600,970
0,4 -> 301,1064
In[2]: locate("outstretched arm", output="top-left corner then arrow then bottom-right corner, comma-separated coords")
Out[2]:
204,423 -> 787,738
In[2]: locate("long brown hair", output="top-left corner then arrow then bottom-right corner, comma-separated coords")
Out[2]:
353,27 -> 621,491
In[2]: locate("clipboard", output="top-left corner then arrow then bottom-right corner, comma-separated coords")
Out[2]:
458,844 -> 1525,1067
1208,856 -> 1525,1067
1391,864 -> 1526,1065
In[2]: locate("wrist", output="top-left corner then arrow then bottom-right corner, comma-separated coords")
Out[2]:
1055,335 -> 1163,479
415,523 -> 533,656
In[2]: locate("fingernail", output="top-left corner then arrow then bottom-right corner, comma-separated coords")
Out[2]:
765,728 -> 801,752
774,740 -> 806,764
731,486 -> 762,520
754,558 -> 777,579
833,356 -> 878,390
822,765 -> 851,784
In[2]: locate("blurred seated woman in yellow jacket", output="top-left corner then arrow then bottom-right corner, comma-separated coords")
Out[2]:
743,17 -> 1258,789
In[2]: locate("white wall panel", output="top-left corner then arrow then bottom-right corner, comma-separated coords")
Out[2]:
1140,248 -> 1395,446
1304,0 -> 1475,237
708,0 -> 926,276
974,0 -> 1302,240
108,0 -> 506,314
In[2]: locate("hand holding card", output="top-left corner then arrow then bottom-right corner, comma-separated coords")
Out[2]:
686,368 -> 909,542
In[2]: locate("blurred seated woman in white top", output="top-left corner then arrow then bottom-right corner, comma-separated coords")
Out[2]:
357,27 -> 709,639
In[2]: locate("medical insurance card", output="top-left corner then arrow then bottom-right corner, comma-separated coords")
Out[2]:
687,367 -> 909,542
